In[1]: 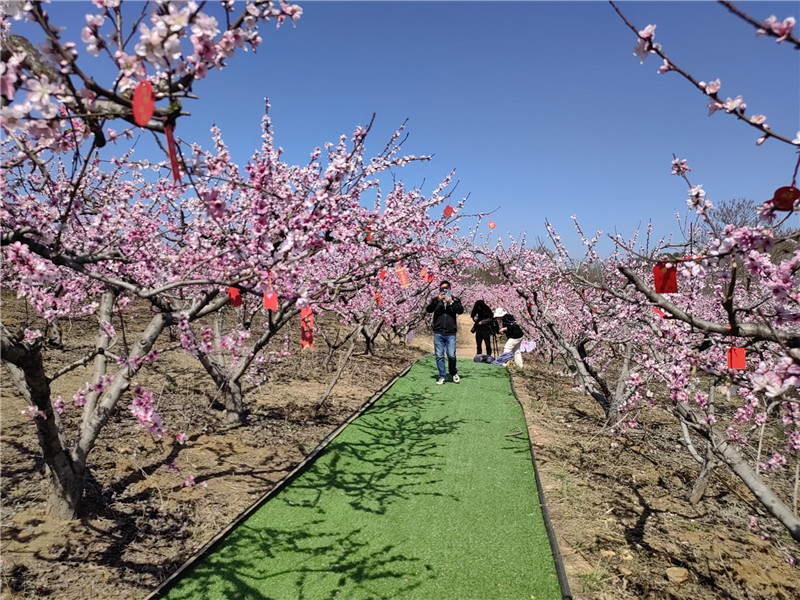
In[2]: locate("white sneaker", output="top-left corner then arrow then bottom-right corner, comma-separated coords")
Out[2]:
452,374 -> 460,383
436,378 -> 445,385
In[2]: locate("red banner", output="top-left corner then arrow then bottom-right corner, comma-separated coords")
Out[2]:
396,266 -> 411,288
263,290 -> 278,311
165,121 -> 181,183
727,347 -> 745,370
227,287 -> 242,307
132,81 -> 154,126
653,262 -> 677,293
300,307 -> 313,350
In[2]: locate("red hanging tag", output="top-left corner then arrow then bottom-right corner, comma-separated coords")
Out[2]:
396,266 -> 411,288
300,307 -> 313,349
727,347 -> 746,370
165,121 -> 180,183
379,268 -> 386,280
263,290 -> 278,311
428,274 -> 435,283
366,223 -> 373,242
652,306 -> 666,317
443,205 -> 454,218
420,267 -> 428,281
132,81 -> 155,127
770,186 -> 800,211
375,290 -> 381,306
653,261 -> 677,293
488,221 -> 496,229
453,259 -> 459,265
228,287 -> 242,307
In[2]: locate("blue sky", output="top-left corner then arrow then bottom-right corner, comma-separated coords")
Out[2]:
12,1 -> 800,255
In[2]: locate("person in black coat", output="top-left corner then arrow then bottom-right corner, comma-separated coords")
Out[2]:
470,299 -> 497,356
425,280 -> 464,384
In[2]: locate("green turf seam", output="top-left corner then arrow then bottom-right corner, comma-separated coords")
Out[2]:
145,355 -> 427,600
508,372 -> 573,600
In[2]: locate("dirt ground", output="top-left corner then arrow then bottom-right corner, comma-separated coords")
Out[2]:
1,311 -> 798,599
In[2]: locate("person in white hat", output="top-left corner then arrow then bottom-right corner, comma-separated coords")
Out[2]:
493,307 -> 524,368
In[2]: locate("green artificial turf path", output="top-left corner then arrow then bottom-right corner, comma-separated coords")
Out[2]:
159,356 -> 562,600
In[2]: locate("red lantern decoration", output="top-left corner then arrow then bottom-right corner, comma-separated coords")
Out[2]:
300,307 -> 314,350
227,287 -> 242,307
770,186 -> 800,211
443,205 -> 454,218
727,347 -> 745,370
396,266 -> 411,288
132,81 -> 155,127
653,262 -> 677,293
488,221 -> 496,229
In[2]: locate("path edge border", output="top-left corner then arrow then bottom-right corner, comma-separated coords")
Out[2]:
144,353 -> 429,600
508,371 -> 574,600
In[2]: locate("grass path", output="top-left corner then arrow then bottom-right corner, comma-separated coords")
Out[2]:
154,356 -> 564,599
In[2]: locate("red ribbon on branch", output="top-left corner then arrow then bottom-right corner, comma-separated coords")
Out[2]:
165,120 -> 181,183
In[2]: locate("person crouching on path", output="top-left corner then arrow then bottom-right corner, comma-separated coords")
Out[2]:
493,307 -> 524,368
470,299 -> 497,356
426,280 -> 464,385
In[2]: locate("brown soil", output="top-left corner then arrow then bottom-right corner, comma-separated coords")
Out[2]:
2,312 -> 798,599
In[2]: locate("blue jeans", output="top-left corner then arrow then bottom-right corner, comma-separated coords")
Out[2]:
433,333 -> 457,379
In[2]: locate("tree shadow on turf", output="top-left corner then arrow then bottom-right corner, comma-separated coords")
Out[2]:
160,390 -> 456,599
163,517 -> 436,599
283,391 -> 465,515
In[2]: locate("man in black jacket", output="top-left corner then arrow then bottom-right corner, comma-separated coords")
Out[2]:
425,280 -> 464,384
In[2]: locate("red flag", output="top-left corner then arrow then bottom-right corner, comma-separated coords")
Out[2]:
727,347 -> 745,370
396,266 -> 411,288
165,121 -> 181,183
132,81 -> 155,127
300,307 -> 313,350
653,262 -> 677,293
228,287 -> 242,307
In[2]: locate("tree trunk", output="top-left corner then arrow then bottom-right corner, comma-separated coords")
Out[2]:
1,327 -> 84,519
676,403 -> 800,541
316,323 -> 362,413
196,351 -> 247,424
